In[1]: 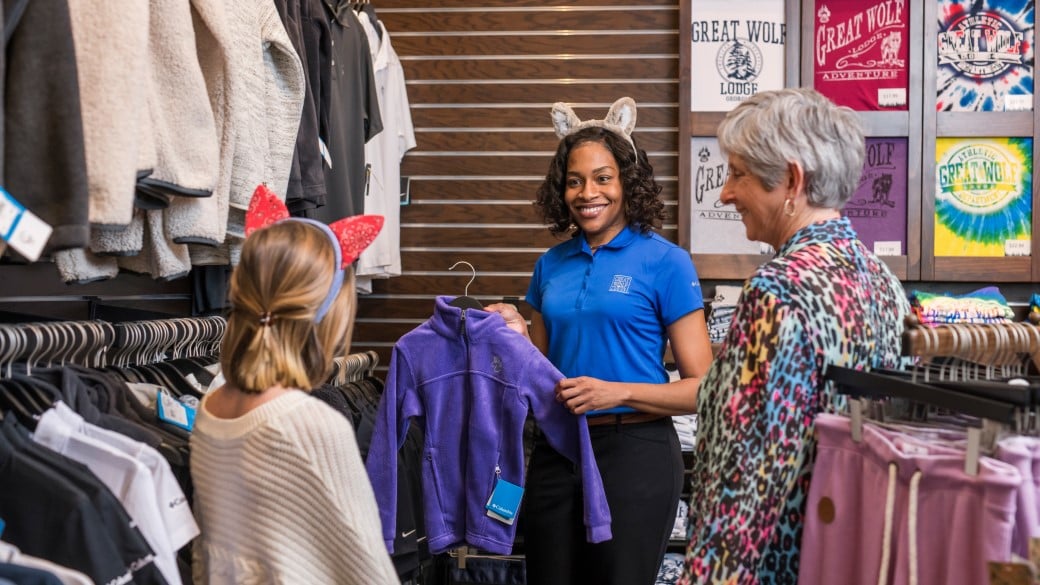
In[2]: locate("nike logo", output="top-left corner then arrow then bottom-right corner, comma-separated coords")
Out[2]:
401,529 -> 416,538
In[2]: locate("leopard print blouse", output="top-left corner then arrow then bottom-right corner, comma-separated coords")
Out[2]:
682,217 -> 909,585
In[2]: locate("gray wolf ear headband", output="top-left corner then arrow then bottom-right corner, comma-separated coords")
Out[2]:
550,97 -> 638,155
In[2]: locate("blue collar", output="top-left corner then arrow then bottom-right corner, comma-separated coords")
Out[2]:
572,225 -> 641,257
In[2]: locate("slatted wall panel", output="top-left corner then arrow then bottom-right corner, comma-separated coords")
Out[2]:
354,1 -> 680,370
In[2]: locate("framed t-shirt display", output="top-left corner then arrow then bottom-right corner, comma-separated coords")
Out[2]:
812,0 -> 911,110
802,0 -> 923,279
690,0 -> 788,112
934,137 -> 1033,256
688,137 -> 771,255
847,138 -> 910,255
923,0 -> 1039,280
682,1 -> 796,278
681,0 -> 1040,283
936,0 -> 1034,112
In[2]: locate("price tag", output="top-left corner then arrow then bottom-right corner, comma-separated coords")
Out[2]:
1005,239 -> 1031,257
485,473 -> 524,525
0,187 -> 52,262
1005,94 -> 1033,111
874,241 -> 902,256
157,390 -> 196,431
878,88 -> 906,107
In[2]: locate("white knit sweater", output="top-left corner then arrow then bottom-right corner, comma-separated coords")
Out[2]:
190,390 -> 398,584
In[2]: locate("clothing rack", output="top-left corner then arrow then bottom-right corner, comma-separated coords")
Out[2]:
333,350 -> 380,384
825,364 -> 1021,476
826,316 -> 1040,475
825,365 -> 1021,425
901,314 -> 1040,374
447,546 -> 525,570
0,315 -> 226,376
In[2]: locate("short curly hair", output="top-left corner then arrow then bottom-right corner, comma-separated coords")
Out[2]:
534,126 -> 664,236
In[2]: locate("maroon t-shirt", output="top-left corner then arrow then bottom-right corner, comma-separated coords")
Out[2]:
813,0 -> 910,110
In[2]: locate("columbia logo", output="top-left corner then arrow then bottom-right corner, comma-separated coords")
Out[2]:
609,275 -> 633,294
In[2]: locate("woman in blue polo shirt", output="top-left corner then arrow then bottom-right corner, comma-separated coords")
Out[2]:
489,97 -> 713,585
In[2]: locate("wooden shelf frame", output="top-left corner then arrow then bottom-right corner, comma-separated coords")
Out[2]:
680,0 -> 1038,284
920,0 -> 1040,282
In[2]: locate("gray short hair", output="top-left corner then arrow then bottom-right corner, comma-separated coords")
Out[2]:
716,88 -> 865,209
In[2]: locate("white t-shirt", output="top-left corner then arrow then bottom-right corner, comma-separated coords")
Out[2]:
34,402 -> 185,585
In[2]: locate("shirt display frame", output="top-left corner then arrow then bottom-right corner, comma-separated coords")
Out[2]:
680,0 -> 1040,283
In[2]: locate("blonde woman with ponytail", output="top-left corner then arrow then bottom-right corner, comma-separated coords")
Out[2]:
189,186 -> 397,584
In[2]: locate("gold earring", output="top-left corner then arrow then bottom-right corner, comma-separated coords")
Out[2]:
783,198 -> 796,217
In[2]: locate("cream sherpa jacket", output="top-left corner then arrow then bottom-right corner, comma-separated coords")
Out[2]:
170,0 -> 305,249
66,0 -> 150,227
138,0 -> 220,204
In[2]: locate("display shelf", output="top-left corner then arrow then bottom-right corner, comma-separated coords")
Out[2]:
681,0 -> 1038,285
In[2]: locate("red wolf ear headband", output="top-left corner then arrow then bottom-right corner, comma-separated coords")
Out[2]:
245,184 -> 384,321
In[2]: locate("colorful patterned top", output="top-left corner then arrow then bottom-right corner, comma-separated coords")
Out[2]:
681,217 -> 909,584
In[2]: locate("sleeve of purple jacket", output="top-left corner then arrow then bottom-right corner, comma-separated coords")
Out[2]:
364,345 -> 421,553
520,343 -> 613,544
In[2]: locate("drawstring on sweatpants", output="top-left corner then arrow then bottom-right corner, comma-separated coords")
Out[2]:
907,470 -> 922,585
875,463 -> 922,585
877,462 -> 897,585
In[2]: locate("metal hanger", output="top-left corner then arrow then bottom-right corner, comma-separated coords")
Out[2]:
448,261 -> 483,310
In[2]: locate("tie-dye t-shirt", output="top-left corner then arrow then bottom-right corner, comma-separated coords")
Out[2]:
934,137 -> 1032,256
682,217 -> 909,585
936,0 -> 1034,112
910,286 -> 1015,324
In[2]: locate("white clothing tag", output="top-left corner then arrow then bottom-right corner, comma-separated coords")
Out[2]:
1005,239 -> 1031,256
874,241 -> 902,256
0,187 -> 52,261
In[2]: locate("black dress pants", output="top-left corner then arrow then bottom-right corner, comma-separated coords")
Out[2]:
523,417 -> 684,585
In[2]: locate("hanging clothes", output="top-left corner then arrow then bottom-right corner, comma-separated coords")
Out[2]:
33,401 -> 197,585
0,317 -> 229,584
355,7 -> 416,293
274,0 -> 331,213
305,1 -> 383,223
366,296 -> 612,556
3,0 -> 89,253
799,413 -> 1022,585
0,413 -> 169,585
312,362 -> 432,579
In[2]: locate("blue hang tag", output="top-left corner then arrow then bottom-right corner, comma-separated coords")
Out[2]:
485,476 -> 524,525
157,390 -> 197,432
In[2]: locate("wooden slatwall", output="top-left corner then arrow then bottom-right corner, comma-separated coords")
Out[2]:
353,1 -> 681,371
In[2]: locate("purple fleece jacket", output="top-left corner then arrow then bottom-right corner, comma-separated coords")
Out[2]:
365,296 -> 612,555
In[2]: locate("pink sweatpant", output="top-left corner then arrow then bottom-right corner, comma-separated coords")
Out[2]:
799,414 -> 1020,585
